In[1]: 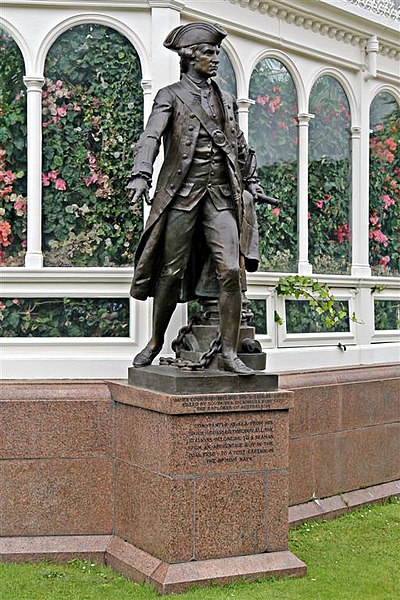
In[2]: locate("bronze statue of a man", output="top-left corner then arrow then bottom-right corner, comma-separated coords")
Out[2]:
128,22 -> 266,375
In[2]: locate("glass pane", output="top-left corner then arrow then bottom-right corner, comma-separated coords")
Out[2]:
286,300 -> 349,333
214,47 -> 237,96
309,76 -> 351,274
42,24 -> 143,266
248,299 -> 267,335
0,298 -> 129,337
249,58 -> 298,272
369,93 -> 399,277
0,29 -> 27,266
374,300 -> 400,330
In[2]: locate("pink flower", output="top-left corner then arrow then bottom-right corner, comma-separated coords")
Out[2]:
386,138 -> 397,151
315,200 -> 325,209
12,298 -> 20,305
15,94 -> 21,101
369,211 -> 379,226
0,301 -> 6,310
48,170 -> 58,181
334,224 -> 351,244
73,104 -> 81,112
21,240 -> 27,248
42,173 -> 50,186
56,80 -> 63,89
256,95 -> 269,106
14,197 -> 27,215
51,116 -> 58,123
308,211 -> 311,220
57,106 -> 67,117
83,173 -> 99,187
0,220 -> 11,246
379,255 -> 390,267
369,229 -> 388,247
381,194 -> 395,210
272,207 -> 280,217
55,178 -> 67,191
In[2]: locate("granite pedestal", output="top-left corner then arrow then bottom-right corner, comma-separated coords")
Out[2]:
108,368 -> 306,594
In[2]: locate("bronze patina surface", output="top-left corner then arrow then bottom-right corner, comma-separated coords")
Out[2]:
128,22 -> 274,375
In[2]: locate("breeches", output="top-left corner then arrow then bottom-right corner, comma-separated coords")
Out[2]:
159,195 -> 240,294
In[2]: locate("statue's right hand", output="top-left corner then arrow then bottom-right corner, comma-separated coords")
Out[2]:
127,177 -> 151,205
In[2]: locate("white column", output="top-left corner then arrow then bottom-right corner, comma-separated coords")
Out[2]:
236,97 -> 255,140
351,125 -> 370,277
23,76 -> 45,268
297,113 -> 313,275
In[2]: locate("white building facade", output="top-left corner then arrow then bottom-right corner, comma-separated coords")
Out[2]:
0,0 -> 399,378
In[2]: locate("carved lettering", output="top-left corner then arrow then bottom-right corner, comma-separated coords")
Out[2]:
186,418 -> 275,464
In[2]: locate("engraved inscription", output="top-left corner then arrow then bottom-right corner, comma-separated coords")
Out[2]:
180,394 -> 279,412
187,418 -> 274,465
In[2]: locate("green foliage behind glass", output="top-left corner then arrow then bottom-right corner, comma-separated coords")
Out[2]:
308,76 -> 351,275
0,29 -> 27,266
374,300 -> 400,330
369,94 -> 399,277
249,58 -> 298,272
42,24 -> 144,266
0,297 -> 129,337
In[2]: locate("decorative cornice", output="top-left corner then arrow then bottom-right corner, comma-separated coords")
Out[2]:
229,0 -> 400,60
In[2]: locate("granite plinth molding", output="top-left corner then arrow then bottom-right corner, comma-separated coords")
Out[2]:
106,537 -> 307,595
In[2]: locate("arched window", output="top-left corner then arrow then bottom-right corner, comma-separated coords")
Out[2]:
0,28 -> 27,266
308,75 -> 351,274
42,24 -> 143,267
369,92 -> 399,277
249,58 -> 298,272
215,47 -> 237,96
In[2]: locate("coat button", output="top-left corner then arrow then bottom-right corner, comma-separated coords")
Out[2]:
190,113 -> 195,118
188,125 -> 194,131
210,171 -> 215,176
186,140 -> 191,146
183,154 -> 188,159
231,128 -> 236,134
177,169 -> 182,174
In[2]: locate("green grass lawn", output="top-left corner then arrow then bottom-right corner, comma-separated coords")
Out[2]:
1,498 -> 399,600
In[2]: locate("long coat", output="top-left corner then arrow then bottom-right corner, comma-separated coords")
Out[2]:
130,75 -> 259,302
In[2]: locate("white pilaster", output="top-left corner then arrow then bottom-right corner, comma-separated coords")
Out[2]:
23,76 -> 45,269
297,113 -> 313,275
352,87 -> 372,277
236,98 -> 255,140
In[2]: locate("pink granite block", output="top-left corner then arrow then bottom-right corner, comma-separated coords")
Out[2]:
114,459 -> 194,564
115,403 -> 163,471
0,400 -> 113,459
266,470 -> 289,551
289,385 -> 341,438
0,458 -> 113,536
194,472 -> 266,560
289,437 -> 315,505
313,423 -> 400,498
341,380 -> 400,429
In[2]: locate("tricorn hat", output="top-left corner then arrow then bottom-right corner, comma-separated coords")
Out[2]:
164,22 -> 227,51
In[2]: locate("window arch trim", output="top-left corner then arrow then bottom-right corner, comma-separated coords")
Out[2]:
308,67 -> 357,127
248,49 -> 306,113
35,13 -> 150,79
0,17 -> 32,73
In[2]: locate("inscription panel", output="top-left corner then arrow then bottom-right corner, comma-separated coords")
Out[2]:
177,392 -> 291,413
187,418 -> 274,465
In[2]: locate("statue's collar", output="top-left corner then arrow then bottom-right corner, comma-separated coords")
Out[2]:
183,73 -> 212,95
